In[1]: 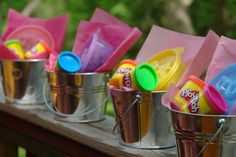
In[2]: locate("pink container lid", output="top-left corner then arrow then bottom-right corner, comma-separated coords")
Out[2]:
204,84 -> 227,114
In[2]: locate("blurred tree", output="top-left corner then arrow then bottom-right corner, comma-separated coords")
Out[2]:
189,0 -> 236,38
162,0 -> 195,34
0,0 -> 28,32
0,0 -> 195,60
1,0 -> 236,59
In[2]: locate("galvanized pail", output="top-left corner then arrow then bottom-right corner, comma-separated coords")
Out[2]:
0,59 -> 47,105
170,109 -> 236,157
45,72 -> 110,123
110,87 -> 175,149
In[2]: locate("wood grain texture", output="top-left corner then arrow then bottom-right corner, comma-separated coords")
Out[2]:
0,139 -> 17,157
0,104 -> 177,157
0,126 -> 70,157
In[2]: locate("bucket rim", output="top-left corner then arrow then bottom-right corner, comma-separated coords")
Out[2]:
169,107 -> 236,118
46,71 -> 110,76
0,59 -> 46,62
107,84 -> 166,94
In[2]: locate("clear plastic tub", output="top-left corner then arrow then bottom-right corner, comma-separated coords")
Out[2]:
146,47 -> 186,90
210,63 -> 236,113
80,29 -> 113,72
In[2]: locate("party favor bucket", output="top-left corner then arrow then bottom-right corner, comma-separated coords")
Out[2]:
45,72 -> 110,123
0,59 -> 47,105
170,109 -> 236,157
110,88 -> 175,149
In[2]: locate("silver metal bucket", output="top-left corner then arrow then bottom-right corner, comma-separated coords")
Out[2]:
110,88 -> 175,149
170,109 -> 236,157
45,72 -> 110,123
0,59 -> 47,105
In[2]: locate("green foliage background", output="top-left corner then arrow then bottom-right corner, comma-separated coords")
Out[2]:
1,0 -> 236,131
1,0 -> 236,59
1,1 -> 236,156
1,0 -> 236,118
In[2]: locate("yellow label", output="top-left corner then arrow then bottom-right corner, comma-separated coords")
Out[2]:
109,62 -> 136,89
174,81 -> 212,114
7,44 -> 24,59
25,43 -> 46,59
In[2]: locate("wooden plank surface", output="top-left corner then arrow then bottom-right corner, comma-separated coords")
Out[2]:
0,126 -> 71,157
0,139 -> 17,157
0,104 -> 177,157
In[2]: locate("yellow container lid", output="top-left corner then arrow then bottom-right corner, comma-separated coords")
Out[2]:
146,47 -> 185,90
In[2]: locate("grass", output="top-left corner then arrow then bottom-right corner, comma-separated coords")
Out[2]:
105,98 -> 115,117
18,148 -> 26,157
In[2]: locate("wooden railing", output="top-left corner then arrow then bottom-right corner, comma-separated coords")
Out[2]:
0,104 -> 177,157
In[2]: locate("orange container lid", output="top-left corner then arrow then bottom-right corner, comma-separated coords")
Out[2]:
188,75 -> 206,88
117,59 -> 138,69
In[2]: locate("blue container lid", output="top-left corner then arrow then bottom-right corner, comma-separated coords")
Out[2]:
209,63 -> 236,110
58,51 -> 81,73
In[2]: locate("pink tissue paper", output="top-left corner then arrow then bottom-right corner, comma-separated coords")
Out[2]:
164,31 -> 219,107
205,36 -> 236,82
0,9 -> 67,60
72,8 -> 142,72
136,25 -> 219,107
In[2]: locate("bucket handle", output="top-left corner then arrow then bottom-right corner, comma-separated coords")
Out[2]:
3,91 -> 44,104
43,80 -> 108,117
195,118 -> 226,157
112,93 -> 143,134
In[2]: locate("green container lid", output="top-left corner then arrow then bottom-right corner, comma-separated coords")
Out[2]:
134,63 -> 159,91
4,39 -> 22,46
